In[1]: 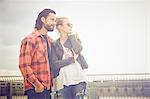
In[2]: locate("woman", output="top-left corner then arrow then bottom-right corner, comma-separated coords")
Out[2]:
51,17 -> 88,99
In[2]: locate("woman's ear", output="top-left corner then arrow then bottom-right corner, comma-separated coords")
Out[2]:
41,17 -> 46,23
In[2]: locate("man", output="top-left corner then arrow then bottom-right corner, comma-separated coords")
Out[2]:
19,8 -> 56,99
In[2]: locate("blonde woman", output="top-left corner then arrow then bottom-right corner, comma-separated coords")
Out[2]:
51,17 -> 88,99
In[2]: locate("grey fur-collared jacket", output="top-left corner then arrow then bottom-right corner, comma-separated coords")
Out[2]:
51,36 -> 88,78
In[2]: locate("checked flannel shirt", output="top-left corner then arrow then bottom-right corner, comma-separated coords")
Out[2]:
19,30 -> 52,91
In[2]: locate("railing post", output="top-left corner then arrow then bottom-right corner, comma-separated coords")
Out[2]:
7,82 -> 12,99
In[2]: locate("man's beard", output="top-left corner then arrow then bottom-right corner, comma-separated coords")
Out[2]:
44,24 -> 55,32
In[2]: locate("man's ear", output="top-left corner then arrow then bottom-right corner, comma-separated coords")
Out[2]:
41,17 -> 46,23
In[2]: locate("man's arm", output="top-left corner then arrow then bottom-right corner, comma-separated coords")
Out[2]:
19,39 -> 44,92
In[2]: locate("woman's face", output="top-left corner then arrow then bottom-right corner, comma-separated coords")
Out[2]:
60,19 -> 73,35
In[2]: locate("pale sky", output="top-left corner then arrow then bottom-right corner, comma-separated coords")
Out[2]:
0,0 -> 150,75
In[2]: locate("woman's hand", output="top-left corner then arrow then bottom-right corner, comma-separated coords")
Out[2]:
73,53 -> 78,60
63,48 -> 73,59
72,49 -> 79,60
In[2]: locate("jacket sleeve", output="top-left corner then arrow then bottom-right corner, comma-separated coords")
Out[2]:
68,34 -> 83,54
76,54 -> 88,69
19,39 -> 42,88
51,43 -> 75,78
51,43 -> 75,68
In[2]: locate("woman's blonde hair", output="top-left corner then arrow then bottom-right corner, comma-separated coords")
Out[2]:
56,17 -> 68,30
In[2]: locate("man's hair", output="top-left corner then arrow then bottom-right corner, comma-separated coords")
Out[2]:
35,8 -> 56,30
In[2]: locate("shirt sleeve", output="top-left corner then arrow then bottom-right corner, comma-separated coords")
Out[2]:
19,39 -> 42,88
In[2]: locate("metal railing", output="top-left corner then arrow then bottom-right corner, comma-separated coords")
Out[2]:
0,73 -> 150,99
87,73 -> 150,82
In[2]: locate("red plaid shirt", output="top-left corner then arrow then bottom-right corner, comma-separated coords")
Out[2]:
19,30 -> 52,91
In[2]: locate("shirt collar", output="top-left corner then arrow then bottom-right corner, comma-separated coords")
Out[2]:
33,30 -> 53,42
